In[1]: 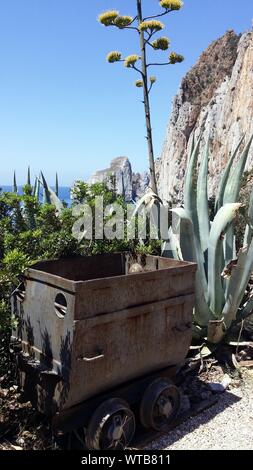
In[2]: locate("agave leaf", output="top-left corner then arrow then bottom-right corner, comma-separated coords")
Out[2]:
131,189 -> 163,219
223,136 -> 253,265
171,208 -> 196,262
13,171 -> 17,193
55,172 -> 59,197
161,226 -> 182,260
238,296 -> 253,321
35,178 -> 41,201
222,242 -> 253,328
197,137 -> 210,254
27,166 -> 31,186
224,226 -> 236,268
223,247 -> 248,313
223,134 -> 253,204
184,135 -> 202,243
215,135 -> 244,212
244,187 -> 253,247
40,172 -> 63,212
171,208 -> 213,326
208,203 -> 242,317
32,177 -> 38,197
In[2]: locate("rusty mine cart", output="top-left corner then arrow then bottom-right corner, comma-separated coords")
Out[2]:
11,252 -> 197,450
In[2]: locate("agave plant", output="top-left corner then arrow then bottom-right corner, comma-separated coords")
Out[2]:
163,133 -> 253,344
12,169 -> 63,213
40,172 -> 63,213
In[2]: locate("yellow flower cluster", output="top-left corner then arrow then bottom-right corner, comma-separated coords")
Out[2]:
98,10 -> 119,26
135,80 -> 143,88
107,51 -> 122,63
169,52 -> 184,64
150,76 -> 157,84
124,55 -> 139,68
160,0 -> 183,10
114,15 -> 133,28
152,36 -> 170,50
138,20 -> 164,32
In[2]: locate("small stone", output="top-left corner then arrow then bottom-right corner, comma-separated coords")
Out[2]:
221,374 -> 232,390
208,382 -> 226,394
129,263 -> 143,274
0,388 -> 8,398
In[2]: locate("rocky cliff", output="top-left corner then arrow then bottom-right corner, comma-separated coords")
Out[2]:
157,30 -> 253,203
89,156 -> 149,201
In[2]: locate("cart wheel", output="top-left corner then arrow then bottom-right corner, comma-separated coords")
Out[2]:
140,378 -> 180,431
86,398 -> 135,450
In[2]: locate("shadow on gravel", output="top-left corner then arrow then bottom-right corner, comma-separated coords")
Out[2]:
147,388 -> 241,449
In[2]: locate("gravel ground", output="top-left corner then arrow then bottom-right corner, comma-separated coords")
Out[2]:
147,370 -> 253,450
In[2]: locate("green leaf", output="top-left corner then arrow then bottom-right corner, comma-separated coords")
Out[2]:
40,172 -> 63,213
171,208 -> 213,326
162,226 -> 182,260
223,134 -> 253,204
222,246 -> 248,327
208,203 -> 242,317
27,166 -> 31,186
197,137 -> 210,254
244,186 -> 253,247
215,135 -> 244,212
55,172 -> 59,197
184,135 -> 202,244
13,171 -> 17,193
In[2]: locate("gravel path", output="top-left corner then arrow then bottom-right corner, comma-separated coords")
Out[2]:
147,370 -> 253,450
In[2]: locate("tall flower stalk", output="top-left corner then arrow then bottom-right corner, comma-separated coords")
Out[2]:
98,1 -> 184,193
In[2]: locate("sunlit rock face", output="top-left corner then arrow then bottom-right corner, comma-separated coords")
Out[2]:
157,30 -> 253,203
89,157 -> 150,202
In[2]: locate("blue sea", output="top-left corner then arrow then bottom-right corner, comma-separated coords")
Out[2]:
0,186 -> 71,206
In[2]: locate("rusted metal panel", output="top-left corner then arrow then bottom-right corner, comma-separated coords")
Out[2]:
74,254 -> 196,319
65,295 -> 194,409
11,253 -> 197,416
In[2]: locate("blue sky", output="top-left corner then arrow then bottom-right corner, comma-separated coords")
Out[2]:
0,0 -> 252,186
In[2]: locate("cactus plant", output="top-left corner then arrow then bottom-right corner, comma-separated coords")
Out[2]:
163,134 -> 253,343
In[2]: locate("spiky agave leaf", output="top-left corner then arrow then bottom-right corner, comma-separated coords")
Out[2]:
223,135 -> 253,264
223,134 -> 253,205
171,208 -> 213,326
27,166 -> 31,186
13,171 -> 17,193
222,239 -> 253,328
131,189 -> 163,218
208,203 -> 242,317
32,177 -> 38,197
35,178 -> 41,201
244,186 -> 253,247
184,135 -> 201,244
197,137 -> 210,254
215,136 -> 244,212
238,295 -> 253,322
222,246 -> 248,326
40,172 -> 63,213
55,172 -> 59,197
161,226 -> 182,260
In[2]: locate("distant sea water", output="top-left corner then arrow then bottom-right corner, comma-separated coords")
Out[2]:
0,186 -> 71,206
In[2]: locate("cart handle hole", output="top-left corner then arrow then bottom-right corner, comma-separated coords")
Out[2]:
16,282 -> 26,303
54,293 -> 67,319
